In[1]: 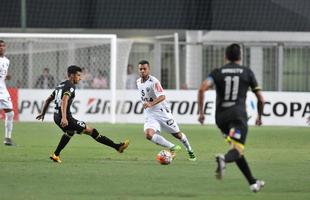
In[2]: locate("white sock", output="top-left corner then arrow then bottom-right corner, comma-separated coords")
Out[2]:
5,111 -> 14,139
179,132 -> 193,152
151,134 -> 174,149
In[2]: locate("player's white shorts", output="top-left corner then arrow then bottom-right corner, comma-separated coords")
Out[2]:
144,108 -> 180,134
0,90 -> 13,109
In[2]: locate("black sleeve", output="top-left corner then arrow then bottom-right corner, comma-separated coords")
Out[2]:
248,68 -> 261,92
208,69 -> 219,85
63,83 -> 75,97
50,90 -> 56,99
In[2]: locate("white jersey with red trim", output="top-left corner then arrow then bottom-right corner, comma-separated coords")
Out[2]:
0,56 -> 9,90
136,75 -> 169,114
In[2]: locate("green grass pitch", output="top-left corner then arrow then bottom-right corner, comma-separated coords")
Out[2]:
0,122 -> 309,200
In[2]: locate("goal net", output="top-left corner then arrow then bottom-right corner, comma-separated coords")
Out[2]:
0,33 -> 133,123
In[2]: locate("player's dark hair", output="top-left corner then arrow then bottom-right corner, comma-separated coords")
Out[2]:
67,65 -> 82,76
225,43 -> 241,62
138,60 -> 150,66
0,40 -> 5,44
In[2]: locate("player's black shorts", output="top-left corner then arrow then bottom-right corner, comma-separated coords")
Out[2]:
216,113 -> 248,145
54,114 -> 86,134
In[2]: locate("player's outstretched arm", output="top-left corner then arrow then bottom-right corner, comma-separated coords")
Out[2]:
36,95 -> 54,121
197,80 -> 212,125
60,95 -> 69,127
307,116 -> 310,125
143,95 -> 165,109
254,90 -> 264,126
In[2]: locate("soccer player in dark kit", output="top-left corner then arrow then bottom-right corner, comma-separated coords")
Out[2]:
36,65 -> 129,163
198,44 -> 265,192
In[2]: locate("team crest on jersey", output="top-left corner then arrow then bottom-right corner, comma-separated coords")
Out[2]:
146,87 -> 150,92
70,88 -> 74,92
166,119 -> 174,126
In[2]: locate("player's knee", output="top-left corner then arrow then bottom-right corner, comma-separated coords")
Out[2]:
5,111 -> 14,120
172,132 -> 183,139
65,131 -> 75,137
83,126 -> 93,135
232,144 -> 244,155
145,132 -> 153,140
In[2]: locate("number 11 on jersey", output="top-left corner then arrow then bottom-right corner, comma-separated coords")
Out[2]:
224,76 -> 239,101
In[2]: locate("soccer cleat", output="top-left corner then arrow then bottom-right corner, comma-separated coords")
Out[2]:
215,154 -> 226,179
49,154 -> 62,163
3,138 -> 15,146
188,151 -> 197,161
169,145 -> 181,159
118,139 -> 129,153
250,180 -> 265,193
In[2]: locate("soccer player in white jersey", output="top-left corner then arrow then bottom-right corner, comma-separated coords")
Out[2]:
0,40 -> 15,146
137,60 -> 196,161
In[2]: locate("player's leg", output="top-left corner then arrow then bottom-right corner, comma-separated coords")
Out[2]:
172,131 -> 196,161
145,128 -> 175,149
225,123 -> 257,185
144,116 -> 175,149
50,131 -> 74,163
233,144 -> 265,192
160,111 -> 196,160
50,114 -> 76,163
3,108 -> 14,145
227,123 -> 264,191
215,123 -> 247,179
218,120 -> 264,191
83,126 -> 129,153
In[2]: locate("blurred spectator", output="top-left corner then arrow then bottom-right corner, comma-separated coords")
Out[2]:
92,70 -> 108,89
126,64 -> 138,89
181,83 -> 188,90
35,68 -> 55,89
79,67 -> 93,89
16,80 -> 22,88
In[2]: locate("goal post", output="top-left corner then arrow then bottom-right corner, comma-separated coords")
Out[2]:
0,33 -> 133,123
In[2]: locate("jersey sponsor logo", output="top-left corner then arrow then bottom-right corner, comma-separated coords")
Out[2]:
85,98 -> 144,114
229,128 -> 241,140
221,68 -> 243,74
263,101 -> 310,117
166,119 -> 174,126
155,82 -> 163,92
19,99 -> 79,115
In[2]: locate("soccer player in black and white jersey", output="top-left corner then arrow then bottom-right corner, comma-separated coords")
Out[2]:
36,65 -> 129,163
0,40 -> 15,146
198,44 -> 265,192
137,60 -> 196,161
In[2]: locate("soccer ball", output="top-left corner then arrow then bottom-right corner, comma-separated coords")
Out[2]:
156,150 -> 173,165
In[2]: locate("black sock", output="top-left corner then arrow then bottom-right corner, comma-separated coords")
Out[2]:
91,129 -> 119,150
54,133 -> 72,156
224,149 -> 240,163
235,156 -> 256,185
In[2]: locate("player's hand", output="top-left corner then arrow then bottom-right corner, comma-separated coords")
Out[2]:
143,102 -> 152,109
307,116 -> 310,125
60,118 -> 68,127
36,113 -> 45,121
198,114 -> 205,125
255,117 -> 262,126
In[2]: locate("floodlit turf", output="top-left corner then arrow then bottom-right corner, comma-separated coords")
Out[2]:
0,122 -> 309,200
